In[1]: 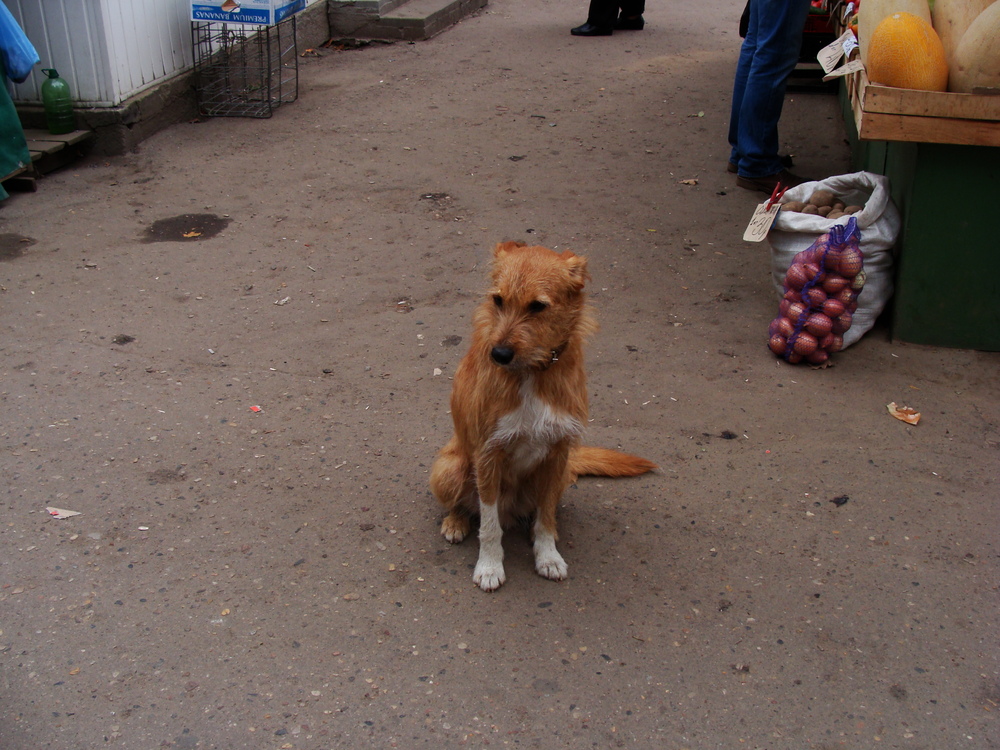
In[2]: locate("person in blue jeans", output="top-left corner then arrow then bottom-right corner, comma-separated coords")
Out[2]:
729,0 -> 811,193
571,0 -> 645,36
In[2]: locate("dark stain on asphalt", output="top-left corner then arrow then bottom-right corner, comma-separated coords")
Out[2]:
142,214 -> 231,243
0,234 -> 36,260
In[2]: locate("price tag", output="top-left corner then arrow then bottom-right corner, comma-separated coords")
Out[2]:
822,59 -> 865,82
817,30 -> 855,73
842,35 -> 859,59
743,201 -> 781,243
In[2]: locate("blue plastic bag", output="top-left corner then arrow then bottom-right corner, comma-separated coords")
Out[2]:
0,4 -> 39,84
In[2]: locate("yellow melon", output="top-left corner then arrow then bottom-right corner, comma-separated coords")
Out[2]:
867,12 -> 949,91
858,0 -> 932,66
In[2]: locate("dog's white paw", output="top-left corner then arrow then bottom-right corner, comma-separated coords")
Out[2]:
473,561 -> 506,592
533,527 -> 567,581
535,552 -> 568,581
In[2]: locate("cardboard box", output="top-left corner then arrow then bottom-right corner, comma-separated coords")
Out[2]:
192,0 -> 305,26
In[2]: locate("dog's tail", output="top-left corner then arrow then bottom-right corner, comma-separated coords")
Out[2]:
569,446 -> 656,479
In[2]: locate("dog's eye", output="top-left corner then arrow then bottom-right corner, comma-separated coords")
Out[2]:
527,300 -> 548,314
492,294 -> 503,309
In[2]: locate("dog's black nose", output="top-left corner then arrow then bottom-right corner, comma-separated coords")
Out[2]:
490,346 -> 515,366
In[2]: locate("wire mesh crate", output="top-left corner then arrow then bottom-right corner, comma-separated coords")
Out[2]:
192,16 -> 298,118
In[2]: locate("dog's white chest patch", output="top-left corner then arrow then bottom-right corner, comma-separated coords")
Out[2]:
489,379 -> 582,473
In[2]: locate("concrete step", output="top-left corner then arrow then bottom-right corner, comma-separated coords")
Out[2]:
328,0 -> 487,41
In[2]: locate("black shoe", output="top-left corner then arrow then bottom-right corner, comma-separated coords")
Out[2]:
615,14 -> 644,30
571,22 -> 613,36
727,154 -> 794,173
736,169 -> 809,194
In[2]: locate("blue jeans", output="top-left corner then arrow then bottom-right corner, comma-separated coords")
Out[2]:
728,0 -> 810,179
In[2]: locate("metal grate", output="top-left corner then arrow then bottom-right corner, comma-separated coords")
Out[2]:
192,16 -> 298,118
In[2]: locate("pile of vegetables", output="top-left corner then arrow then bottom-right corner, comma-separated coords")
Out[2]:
853,0 -> 1000,93
768,218 -> 865,365
779,189 -> 864,220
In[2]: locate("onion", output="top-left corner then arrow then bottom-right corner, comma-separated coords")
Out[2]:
804,286 -> 828,308
768,334 -> 787,356
809,238 -> 830,259
806,348 -> 829,365
835,287 -> 855,306
831,311 -> 853,335
785,263 -> 808,291
819,333 -> 844,353
787,301 -> 808,321
792,331 -> 818,355
777,316 -> 795,337
822,246 -> 843,273
803,262 -> 825,283
836,246 -> 863,277
822,298 -> 846,318
805,312 -> 833,337
822,274 -> 850,294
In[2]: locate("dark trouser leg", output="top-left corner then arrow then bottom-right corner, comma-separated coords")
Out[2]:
585,0 -> 618,28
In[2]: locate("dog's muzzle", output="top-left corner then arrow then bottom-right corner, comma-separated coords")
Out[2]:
490,346 -> 515,366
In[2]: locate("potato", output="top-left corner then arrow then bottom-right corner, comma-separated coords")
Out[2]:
781,201 -> 806,212
833,201 -> 846,211
844,205 -> 863,214
801,204 -> 819,215
827,210 -> 844,220
808,190 -> 836,208
818,205 -> 833,217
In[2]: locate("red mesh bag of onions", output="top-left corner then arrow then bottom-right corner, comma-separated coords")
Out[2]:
768,217 -> 865,365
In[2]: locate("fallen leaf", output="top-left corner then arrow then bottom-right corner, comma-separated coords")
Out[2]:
679,178 -> 698,185
887,402 -> 920,425
182,231 -> 202,238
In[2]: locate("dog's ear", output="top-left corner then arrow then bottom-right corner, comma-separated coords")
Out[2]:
493,240 -> 527,258
560,250 -> 590,291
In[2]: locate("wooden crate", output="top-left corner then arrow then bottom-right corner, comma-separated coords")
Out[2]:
2,129 -> 95,193
846,67 -> 1000,147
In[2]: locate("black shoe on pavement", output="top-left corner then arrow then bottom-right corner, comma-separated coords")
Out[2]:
615,15 -> 644,30
571,22 -> 613,36
736,169 -> 809,194
727,154 -> 794,173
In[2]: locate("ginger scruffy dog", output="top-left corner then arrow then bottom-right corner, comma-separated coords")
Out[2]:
430,241 -> 655,592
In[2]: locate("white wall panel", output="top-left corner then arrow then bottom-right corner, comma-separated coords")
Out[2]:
5,0 -> 319,108
6,0 -> 112,106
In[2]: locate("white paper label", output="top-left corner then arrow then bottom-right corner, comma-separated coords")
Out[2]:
817,31 -> 855,73
822,59 -> 865,82
743,202 -> 782,243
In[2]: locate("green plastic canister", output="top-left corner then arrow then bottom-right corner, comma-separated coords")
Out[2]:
41,69 -> 75,135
